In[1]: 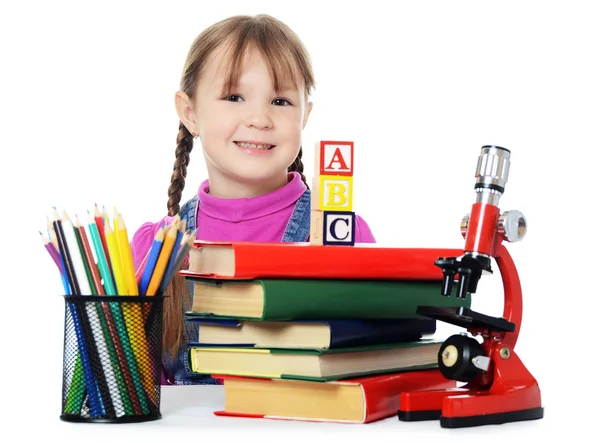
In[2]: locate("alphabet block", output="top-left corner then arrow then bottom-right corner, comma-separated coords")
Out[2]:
319,141 -> 354,176
309,140 -> 356,246
309,209 -> 324,245
323,211 -> 356,246
319,175 -> 353,211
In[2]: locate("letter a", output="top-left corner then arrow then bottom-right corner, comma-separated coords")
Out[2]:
326,148 -> 350,172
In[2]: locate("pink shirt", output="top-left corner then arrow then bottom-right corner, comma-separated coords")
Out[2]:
130,172 -> 376,272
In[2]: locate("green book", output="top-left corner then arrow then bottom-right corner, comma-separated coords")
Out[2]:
188,339 -> 442,382
186,277 -> 471,321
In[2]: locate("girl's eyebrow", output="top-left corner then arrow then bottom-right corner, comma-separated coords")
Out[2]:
274,84 -> 302,96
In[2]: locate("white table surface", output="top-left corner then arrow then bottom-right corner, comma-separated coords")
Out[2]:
18,384 -> 571,443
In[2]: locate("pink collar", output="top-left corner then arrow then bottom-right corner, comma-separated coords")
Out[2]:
196,172 -> 307,222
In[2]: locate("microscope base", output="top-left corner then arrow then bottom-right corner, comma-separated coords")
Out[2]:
398,384 -> 543,428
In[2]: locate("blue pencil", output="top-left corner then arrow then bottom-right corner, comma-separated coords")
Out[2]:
157,216 -> 186,295
139,226 -> 166,296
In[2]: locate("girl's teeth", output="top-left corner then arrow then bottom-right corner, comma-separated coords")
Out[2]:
236,142 -> 272,150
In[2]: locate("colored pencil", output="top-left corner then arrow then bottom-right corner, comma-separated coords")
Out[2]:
40,230 -> 63,271
139,226 -> 165,295
47,206 -> 163,417
73,217 -> 97,295
105,210 -> 151,410
46,216 -> 59,250
144,228 -> 197,334
52,208 -> 104,417
135,247 -> 150,285
146,219 -> 179,296
94,203 -> 111,271
75,217 -> 135,415
104,221 -> 128,296
63,354 -> 86,414
105,212 -> 156,405
75,216 -> 104,295
87,211 -> 147,414
72,215 -> 126,417
62,210 -> 117,417
116,212 -> 139,296
167,228 -> 197,284
44,224 -> 83,414
158,215 -> 186,295
40,230 -> 69,292
87,211 -> 117,295
53,209 -> 80,295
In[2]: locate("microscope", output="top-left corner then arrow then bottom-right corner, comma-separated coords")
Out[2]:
398,146 -> 544,428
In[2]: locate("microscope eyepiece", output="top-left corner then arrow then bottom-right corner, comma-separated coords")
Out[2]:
475,146 -> 511,195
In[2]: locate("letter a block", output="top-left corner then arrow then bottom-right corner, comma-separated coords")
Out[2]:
323,211 -> 356,246
319,141 -> 354,176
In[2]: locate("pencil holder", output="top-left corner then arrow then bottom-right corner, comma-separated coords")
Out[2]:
60,295 -> 165,423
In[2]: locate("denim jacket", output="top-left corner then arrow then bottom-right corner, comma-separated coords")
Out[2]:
162,188 -> 312,385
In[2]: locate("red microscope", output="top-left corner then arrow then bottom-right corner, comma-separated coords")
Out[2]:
398,145 -> 544,428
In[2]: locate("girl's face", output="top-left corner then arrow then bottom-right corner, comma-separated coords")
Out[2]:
178,45 -> 312,198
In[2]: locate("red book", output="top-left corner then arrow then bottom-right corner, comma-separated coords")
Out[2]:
213,369 -> 455,424
180,241 -> 463,280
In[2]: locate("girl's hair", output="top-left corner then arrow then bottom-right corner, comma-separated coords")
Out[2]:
163,14 -> 315,360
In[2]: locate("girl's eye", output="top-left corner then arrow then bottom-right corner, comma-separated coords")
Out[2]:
224,95 -> 243,102
272,98 -> 292,106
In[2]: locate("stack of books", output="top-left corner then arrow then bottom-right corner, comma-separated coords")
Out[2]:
180,240 -> 472,423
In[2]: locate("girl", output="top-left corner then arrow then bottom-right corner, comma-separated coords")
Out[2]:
131,14 -> 376,385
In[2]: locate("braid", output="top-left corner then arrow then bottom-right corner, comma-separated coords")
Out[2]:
288,145 -> 309,189
167,122 -> 194,216
163,121 -> 195,361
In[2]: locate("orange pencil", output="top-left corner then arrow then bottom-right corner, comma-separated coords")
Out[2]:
145,220 -> 179,296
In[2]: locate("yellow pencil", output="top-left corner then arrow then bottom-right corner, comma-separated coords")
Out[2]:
116,212 -> 138,296
145,220 -> 179,296
108,211 -> 156,404
104,221 -> 128,296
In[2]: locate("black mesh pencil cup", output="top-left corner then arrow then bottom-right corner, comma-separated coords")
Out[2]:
60,295 -> 165,423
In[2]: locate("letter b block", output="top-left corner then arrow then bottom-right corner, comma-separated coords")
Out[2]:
319,175 -> 353,211
323,211 -> 356,246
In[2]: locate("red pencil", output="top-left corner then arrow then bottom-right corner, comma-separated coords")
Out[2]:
75,215 -> 105,295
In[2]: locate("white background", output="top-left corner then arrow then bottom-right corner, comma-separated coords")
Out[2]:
1,0 -> 598,441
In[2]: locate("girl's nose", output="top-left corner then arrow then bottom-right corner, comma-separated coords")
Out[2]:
245,104 -> 274,130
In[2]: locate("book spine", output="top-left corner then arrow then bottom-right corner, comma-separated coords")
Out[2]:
328,318 -> 436,348
260,279 -> 471,320
193,243 -> 464,280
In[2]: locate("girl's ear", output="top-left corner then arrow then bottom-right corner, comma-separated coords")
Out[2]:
175,90 -> 197,133
303,101 -> 313,129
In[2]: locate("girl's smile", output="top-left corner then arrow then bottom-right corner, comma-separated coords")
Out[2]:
234,141 -> 276,151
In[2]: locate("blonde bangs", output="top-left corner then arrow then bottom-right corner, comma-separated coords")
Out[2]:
219,19 -> 315,96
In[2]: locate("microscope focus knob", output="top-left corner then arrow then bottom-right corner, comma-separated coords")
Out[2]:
438,334 -> 485,382
498,210 -> 527,242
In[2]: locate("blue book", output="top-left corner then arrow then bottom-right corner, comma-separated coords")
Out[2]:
185,317 -> 436,349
